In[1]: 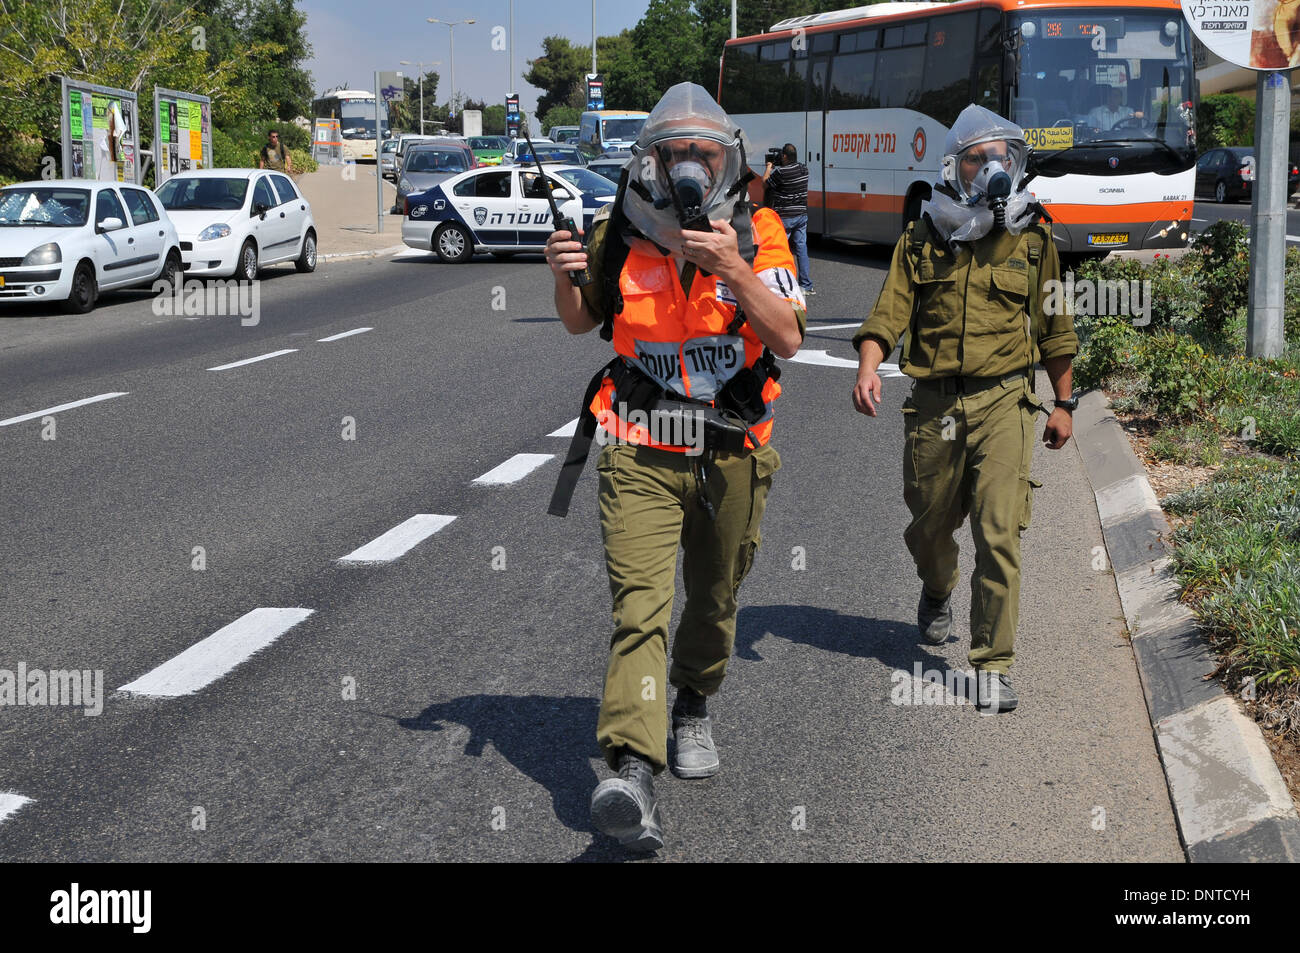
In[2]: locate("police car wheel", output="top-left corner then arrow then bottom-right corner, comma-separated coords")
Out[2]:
434,223 -> 473,264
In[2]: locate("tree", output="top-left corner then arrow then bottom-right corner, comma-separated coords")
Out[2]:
525,35 -> 590,118
630,0 -> 705,105
1197,94 -> 1254,150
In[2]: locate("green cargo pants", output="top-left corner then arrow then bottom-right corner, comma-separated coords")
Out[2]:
595,441 -> 781,772
901,375 -> 1043,674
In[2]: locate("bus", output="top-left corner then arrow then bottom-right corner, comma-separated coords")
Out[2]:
312,89 -> 390,163
720,0 -> 1197,255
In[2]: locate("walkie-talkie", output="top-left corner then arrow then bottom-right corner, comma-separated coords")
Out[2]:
521,119 -> 591,287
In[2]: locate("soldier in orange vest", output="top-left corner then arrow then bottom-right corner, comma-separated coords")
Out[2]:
545,83 -> 805,852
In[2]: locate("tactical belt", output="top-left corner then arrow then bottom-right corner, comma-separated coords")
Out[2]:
916,369 -> 1030,396
548,357 -> 769,518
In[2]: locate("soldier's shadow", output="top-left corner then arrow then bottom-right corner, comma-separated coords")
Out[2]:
734,604 -> 948,672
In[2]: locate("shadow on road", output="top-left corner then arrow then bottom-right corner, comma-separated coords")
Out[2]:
393,693 -> 644,861
735,603 -> 944,670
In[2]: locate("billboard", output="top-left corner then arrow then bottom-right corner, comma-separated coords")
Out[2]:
154,87 -> 213,187
60,78 -> 139,184
1182,0 -> 1300,69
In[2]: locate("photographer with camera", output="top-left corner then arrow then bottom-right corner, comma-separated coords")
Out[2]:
763,143 -> 814,295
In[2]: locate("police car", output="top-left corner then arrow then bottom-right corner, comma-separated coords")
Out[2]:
401,164 -> 616,263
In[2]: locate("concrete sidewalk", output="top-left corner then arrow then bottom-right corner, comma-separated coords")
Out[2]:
295,165 -> 405,260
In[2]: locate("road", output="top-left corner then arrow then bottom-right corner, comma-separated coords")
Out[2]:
0,240 -> 1183,861
1192,197 -> 1300,244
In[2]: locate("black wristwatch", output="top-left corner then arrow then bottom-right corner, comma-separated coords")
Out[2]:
1054,397 -> 1079,413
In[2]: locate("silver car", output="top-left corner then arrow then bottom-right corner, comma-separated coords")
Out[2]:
395,140 -> 476,213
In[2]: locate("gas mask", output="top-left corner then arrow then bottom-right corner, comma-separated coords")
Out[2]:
924,104 -> 1035,244
622,83 -> 750,254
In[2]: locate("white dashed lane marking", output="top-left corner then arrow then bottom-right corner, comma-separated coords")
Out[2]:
207,349 -> 298,371
472,453 -> 555,486
117,608 -> 314,698
0,792 -> 33,826
805,322 -> 863,331
549,419 -> 579,438
0,392 -> 128,428
318,328 -> 373,342
337,514 -> 457,564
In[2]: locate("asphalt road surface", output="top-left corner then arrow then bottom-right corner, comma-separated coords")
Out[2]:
0,238 -> 1182,862
1192,198 -> 1300,244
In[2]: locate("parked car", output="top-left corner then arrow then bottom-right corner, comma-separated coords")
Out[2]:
586,151 -> 630,186
502,139 -> 585,167
468,135 -> 509,166
0,179 -> 181,314
1195,146 -> 1300,203
401,165 -> 585,263
155,168 -> 316,279
380,138 -> 400,180
395,139 -> 478,212
548,125 -> 580,144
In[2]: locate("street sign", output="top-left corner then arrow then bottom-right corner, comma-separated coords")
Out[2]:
379,70 -> 405,102
1181,0 -> 1299,69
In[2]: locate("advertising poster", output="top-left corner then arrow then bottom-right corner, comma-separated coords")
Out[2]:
1182,0 -> 1300,68
60,79 -> 138,182
153,88 -> 213,185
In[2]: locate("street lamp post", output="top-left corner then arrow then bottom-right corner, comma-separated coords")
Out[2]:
399,59 -> 442,132
427,17 -> 476,127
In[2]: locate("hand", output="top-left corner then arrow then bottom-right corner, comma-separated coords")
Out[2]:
853,371 -> 883,416
1043,408 -> 1073,449
681,219 -> 744,280
545,226 -> 586,280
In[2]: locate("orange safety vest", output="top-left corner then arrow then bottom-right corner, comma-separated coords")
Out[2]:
590,205 -> 799,452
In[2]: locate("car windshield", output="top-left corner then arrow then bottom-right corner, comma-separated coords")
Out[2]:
156,177 -> 249,211
589,162 -> 625,184
554,168 -> 616,195
405,150 -> 470,174
469,137 -> 501,151
602,118 -> 645,141
382,140 -> 399,153
0,188 -> 91,226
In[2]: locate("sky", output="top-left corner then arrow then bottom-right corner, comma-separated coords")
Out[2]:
300,0 -> 651,116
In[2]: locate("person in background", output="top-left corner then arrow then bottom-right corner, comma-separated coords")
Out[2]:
764,143 -> 814,296
1087,87 -> 1141,130
259,130 -> 292,173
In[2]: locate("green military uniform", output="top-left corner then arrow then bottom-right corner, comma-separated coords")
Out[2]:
853,220 -> 1077,673
578,215 -> 800,772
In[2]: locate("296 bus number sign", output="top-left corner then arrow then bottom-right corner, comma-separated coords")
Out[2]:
832,131 -> 897,158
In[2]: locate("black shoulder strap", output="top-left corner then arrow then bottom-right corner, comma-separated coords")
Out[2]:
599,168 -> 634,342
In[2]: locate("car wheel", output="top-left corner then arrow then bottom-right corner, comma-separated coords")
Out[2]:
63,261 -> 98,314
1215,180 -> 1227,204
295,230 -> 317,273
234,239 -> 259,281
434,223 -> 474,264
157,249 -> 182,294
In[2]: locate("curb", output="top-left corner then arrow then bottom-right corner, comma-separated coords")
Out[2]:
318,244 -> 407,263
1073,389 -> 1300,862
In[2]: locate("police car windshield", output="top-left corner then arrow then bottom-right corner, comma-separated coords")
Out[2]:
405,150 -> 470,173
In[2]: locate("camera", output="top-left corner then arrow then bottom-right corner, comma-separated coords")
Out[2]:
765,147 -> 783,167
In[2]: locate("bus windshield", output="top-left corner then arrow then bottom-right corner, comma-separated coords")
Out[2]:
339,101 -> 388,140
602,118 -> 645,142
1009,10 -> 1195,167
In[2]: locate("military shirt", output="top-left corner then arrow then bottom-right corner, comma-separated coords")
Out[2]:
852,221 -> 1078,380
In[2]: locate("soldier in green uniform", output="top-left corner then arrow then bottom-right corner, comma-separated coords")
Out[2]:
851,105 -> 1078,713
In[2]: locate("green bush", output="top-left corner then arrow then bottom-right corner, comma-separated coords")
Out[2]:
1139,332 -> 1208,418
1074,315 -> 1141,390
1188,221 -> 1250,344
1149,421 -> 1223,466
1196,94 -> 1255,151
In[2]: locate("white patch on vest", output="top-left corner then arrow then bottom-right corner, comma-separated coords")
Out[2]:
714,279 -> 738,306
630,335 -> 746,402
758,266 -> 805,309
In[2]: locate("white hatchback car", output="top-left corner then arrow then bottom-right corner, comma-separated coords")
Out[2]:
0,179 -> 182,314
155,169 -> 316,280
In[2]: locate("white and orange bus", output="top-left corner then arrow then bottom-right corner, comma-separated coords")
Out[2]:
720,0 -> 1197,256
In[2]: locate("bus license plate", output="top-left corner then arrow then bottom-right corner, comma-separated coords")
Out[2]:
0,276 -> 5,288
1088,232 -> 1129,246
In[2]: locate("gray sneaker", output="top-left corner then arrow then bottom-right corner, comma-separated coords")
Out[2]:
975,670 -> 1019,713
917,590 -> 952,645
671,688 -> 719,779
591,751 -> 663,851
